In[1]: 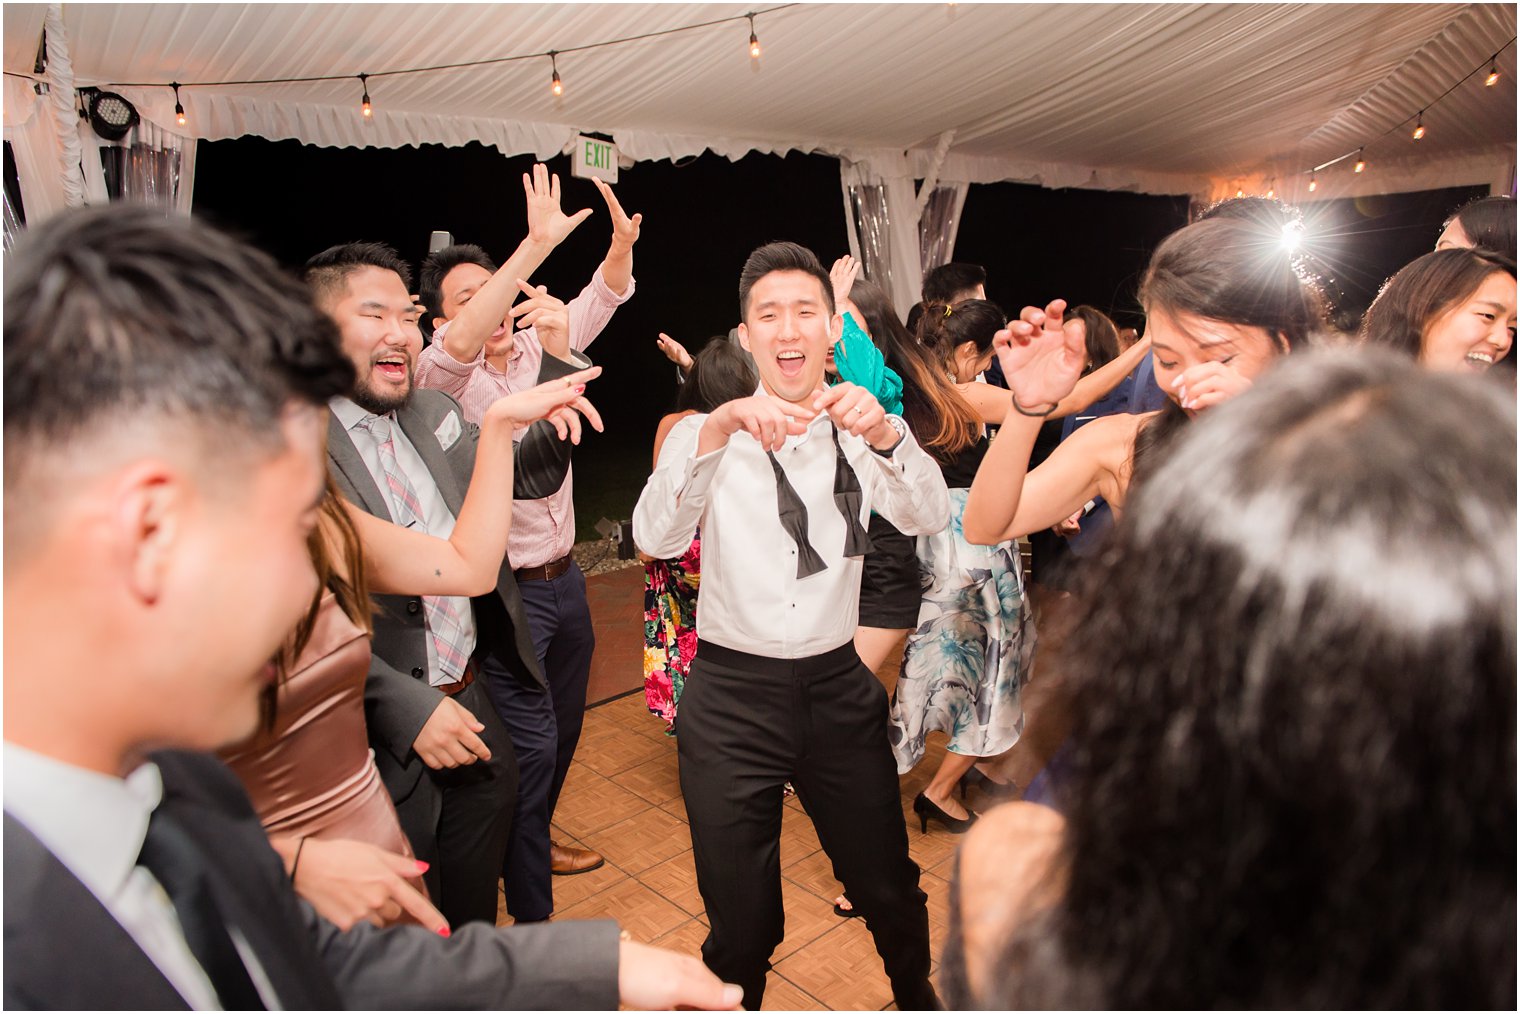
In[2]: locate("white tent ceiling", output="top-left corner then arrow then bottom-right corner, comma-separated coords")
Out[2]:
3,2 -> 1515,203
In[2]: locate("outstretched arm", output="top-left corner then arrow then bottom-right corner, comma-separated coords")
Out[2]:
351,367 -> 603,596
958,332 -> 1153,425
592,177 -> 641,297
438,164 -> 592,364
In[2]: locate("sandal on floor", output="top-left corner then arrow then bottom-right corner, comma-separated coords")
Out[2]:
833,894 -> 862,919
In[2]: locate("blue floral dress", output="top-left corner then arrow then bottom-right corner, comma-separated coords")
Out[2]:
888,438 -> 1036,771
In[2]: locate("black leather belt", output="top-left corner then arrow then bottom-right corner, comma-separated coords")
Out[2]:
514,553 -> 572,582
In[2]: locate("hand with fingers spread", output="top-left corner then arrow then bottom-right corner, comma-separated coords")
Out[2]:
287,837 -> 449,934
996,299 -> 1087,418
593,177 -> 642,252
829,254 -> 861,307
655,332 -> 693,372
523,162 -> 594,249
508,279 -> 571,359
701,394 -> 816,453
412,696 -> 491,769
814,381 -> 897,450
484,365 -> 604,444
1170,360 -> 1254,413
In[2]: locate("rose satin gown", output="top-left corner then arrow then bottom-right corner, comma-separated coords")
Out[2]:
222,592 -> 416,861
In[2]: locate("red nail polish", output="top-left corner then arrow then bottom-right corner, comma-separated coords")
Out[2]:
438,926 -> 451,937
415,860 -> 430,873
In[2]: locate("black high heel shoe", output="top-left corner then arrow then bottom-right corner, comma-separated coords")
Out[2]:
958,766 -> 1019,801
913,792 -> 977,834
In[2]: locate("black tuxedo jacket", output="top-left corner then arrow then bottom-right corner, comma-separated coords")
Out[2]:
2,751 -> 619,1010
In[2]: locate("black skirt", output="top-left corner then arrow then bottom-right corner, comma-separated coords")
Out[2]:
858,513 -> 924,629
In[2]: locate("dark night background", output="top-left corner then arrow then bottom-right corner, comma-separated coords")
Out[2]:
183,137 -> 1485,537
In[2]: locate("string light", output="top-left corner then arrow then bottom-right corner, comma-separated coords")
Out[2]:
1308,171 -> 1317,192
1236,185 -> 1244,198
1486,57 -> 1500,86
1353,148 -> 1365,173
172,81 -> 185,126
748,13 -> 761,58
359,73 -> 371,117
1412,110 -> 1425,140
550,51 -> 563,96
1266,178 -> 1275,199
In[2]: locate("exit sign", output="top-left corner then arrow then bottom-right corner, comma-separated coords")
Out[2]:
572,135 -> 619,183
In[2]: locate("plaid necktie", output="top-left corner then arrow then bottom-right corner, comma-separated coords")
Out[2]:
766,423 -> 874,579
357,414 -> 471,681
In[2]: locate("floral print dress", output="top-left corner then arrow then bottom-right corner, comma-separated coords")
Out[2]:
888,441 -> 1036,772
643,530 -> 700,734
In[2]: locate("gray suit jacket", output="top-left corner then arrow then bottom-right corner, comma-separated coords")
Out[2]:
327,384 -> 565,801
2,751 -> 619,1010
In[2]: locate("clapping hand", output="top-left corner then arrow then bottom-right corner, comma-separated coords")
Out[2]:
524,163 -> 594,248
995,299 -> 1086,416
655,332 -> 693,371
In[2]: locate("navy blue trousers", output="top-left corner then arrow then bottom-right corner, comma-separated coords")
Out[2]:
516,560 -> 596,815
480,655 -> 556,922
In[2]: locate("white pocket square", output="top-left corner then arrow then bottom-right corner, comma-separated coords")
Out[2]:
434,411 -> 462,451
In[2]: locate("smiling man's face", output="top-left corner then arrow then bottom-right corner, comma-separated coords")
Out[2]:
738,269 -> 840,406
328,265 -> 423,414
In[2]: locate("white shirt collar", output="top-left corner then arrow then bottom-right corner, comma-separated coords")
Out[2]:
329,394 -> 386,433
4,743 -> 162,906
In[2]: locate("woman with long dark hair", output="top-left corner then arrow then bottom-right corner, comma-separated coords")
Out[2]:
943,350 -> 1516,1009
963,215 -> 1326,545
1360,247 -> 1515,371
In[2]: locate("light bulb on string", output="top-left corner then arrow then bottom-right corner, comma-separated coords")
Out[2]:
1266,179 -> 1275,199
1353,148 -> 1365,174
1308,171 -> 1318,192
172,82 -> 185,126
359,73 -> 372,118
550,52 -> 563,97
748,14 -> 761,58
1412,111 -> 1425,140
1486,58 -> 1500,86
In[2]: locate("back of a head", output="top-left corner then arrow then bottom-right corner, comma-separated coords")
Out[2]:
922,261 -> 986,304
996,349 -> 1515,1009
1450,194 -> 1518,263
738,241 -> 833,321
678,336 -> 758,414
1360,247 -> 1515,359
5,207 -> 354,557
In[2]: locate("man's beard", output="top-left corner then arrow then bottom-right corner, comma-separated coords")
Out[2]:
350,373 -> 412,415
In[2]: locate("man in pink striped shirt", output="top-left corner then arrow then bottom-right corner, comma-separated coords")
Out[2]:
415,171 -> 639,915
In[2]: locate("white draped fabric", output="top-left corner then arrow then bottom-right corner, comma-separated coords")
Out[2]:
3,3 -> 1514,232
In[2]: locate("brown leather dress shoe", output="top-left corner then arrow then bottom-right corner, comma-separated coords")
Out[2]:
550,840 -> 605,875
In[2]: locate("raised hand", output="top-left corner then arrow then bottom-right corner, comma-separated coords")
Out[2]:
706,394 -> 816,451
484,365 -> 604,444
1171,360 -> 1253,413
814,381 -> 896,449
412,696 -> 491,769
508,279 -> 571,358
593,177 -> 642,251
995,299 -> 1087,416
655,332 -> 693,371
289,838 -> 448,934
523,162 -> 594,248
829,254 -> 861,306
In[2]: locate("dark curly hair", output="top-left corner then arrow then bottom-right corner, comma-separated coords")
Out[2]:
985,349 -> 1516,1009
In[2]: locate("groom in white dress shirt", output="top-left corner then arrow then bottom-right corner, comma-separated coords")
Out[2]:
634,241 -> 949,1011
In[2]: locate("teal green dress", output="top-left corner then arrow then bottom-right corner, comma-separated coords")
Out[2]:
833,311 -> 903,415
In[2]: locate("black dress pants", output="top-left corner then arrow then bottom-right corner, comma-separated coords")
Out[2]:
678,640 -> 937,1012
392,675 -> 517,927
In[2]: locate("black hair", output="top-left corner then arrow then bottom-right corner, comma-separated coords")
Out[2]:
1361,247 -> 1516,360
986,349 -> 1516,1009
738,241 -> 834,321
676,337 -> 758,413
914,298 -> 1006,364
846,278 -> 915,371
1446,194 -> 1517,263
303,240 -> 414,309
5,205 -> 353,506
1063,304 -> 1121,373
900,298 -> 1005,459
418,243 -> 496,335
922,261 -> 987,304
1131,215 -> 1327,483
